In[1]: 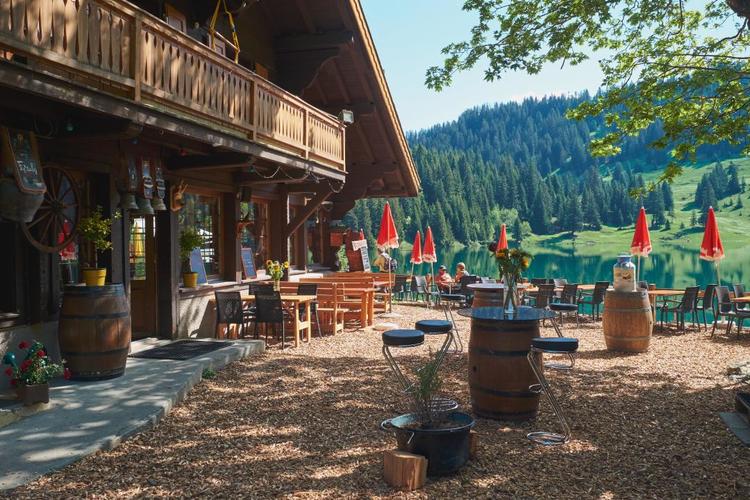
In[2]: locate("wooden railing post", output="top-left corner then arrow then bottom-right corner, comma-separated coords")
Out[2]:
132,13 -> 142,102
303,108 -> 309,159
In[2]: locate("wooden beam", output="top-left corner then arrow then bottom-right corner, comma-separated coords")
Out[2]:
284,186 -> 333,240
165,152 -> 252,171
275,30 -> 353,52
276,48 -> 340,95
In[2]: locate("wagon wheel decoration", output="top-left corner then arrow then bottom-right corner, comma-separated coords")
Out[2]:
21,165 -> 80,253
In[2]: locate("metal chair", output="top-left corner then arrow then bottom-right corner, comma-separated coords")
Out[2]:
527,336 -> 579,445
550,284 -> 579,327
577,281 -> 609,320
250,282 -> 274,295
659,286 -> 700,331
215,291 -> 248,338
297,283 -> 322,338
530,278 -> 550,287
712,286 -> 736,337
733,284 -> 747,310
637,280 -> 649,291
393,275 -> 408,301
411,275 -> 431,305
695,284 -> 717,331
254,292 -> 290,348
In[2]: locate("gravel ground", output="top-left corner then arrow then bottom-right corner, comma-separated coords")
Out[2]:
6,304 -> 750,499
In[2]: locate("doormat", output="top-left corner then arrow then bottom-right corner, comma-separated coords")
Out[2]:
130,340 -> 232,361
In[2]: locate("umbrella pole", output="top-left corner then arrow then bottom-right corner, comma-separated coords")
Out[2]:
637,255 -> 641,284
715,261 -> 721,287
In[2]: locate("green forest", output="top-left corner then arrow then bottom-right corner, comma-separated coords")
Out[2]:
343,93 -> 742,246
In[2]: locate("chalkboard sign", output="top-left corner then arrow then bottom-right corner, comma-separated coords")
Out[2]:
189,248 -> 208,285
3,128 -> 45,194
241,246 -> 257,279
360,247 -> 371,272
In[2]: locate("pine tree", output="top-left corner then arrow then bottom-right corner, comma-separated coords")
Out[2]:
529,189 -> 551,234
690,210 -> 698,226
737,196 -> 744,210
512,217 -> 524,243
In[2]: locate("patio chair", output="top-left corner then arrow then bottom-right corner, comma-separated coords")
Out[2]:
532,283 -> 556,309
577,281 -> 609,320
392,275 -> 408,301
712,286 -> 736,337
553,278 -> 568,288
550,284 -> 579,327
530,278 -> 550,287
694,284 -> 717,331
638,280 -> 649,291
215,291 -> 249,339
733,284 -> 747,311
297,283 -> 322,338
659,286 -> 700,331
411,275 -> 431,304
250,282 -> 274,295
254,292 -> 291,349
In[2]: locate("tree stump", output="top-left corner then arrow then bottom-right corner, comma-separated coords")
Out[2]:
383,450 -> 427,491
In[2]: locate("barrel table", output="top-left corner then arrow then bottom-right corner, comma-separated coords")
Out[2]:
58,284 -> 132,380
602,290 -> 653,352
458,306 -> 556,421
467,283 -> 529,309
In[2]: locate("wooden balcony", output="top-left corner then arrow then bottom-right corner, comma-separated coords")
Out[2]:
0,0 -> 346,172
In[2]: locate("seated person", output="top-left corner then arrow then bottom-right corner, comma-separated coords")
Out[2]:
454,262 -> 469,282
435,265 -> 454,291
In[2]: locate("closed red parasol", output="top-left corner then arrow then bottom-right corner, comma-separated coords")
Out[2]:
700,206 -> 725,284
410,231 -> 423,265
496,224 -> 508,251
376,202 -> 399,313
359,228 -> 365,241
630,207 -> 652,282
422,226 -> 437,263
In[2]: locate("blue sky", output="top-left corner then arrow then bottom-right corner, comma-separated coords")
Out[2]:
361,0 -> 603,132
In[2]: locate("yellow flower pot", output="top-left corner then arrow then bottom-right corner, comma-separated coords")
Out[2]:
183,272 -> 198,288
82,268 -> 106,286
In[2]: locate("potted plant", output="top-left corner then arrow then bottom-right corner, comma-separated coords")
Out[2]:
78,206 -> 120,286
3,341 -> 69,406
265,260 -> 289,290
180,228 -> 204,288
381,351 -> 475,476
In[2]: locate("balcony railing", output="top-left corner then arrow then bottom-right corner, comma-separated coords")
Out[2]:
0,0 -> 346,171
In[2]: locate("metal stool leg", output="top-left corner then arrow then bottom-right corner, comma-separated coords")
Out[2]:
527,348 -> 572,445
548,318 -> 575,370
441,303 -> 463,354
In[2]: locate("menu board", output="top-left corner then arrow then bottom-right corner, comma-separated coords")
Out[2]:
3,128 -> 46,194
241,246 -> 257,279
189,248 -> 208,285
360,247 -> 371,272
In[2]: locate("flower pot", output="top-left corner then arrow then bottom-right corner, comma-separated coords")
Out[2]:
183,272 -> 198,288
381,411 -> 475,476
16,382 -> 50,406
82,268 -> 106,286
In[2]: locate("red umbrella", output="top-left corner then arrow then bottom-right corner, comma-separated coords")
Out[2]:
376,202 -> 399,250
359,228 -> 365,241
630,207 -> 652,282
422,226 -> 437,263
410,231 -> 423,265
376,202 -> 399,313
496,224 -> 508,251
700,206 -> 725,284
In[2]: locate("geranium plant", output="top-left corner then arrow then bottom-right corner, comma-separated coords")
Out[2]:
265,260 -> 289,281
3,341 -> 68,387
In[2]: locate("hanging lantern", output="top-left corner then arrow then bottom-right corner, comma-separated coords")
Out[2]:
137,196 -> 155,215
151,161 -> 168,211
119,157 -> 140,211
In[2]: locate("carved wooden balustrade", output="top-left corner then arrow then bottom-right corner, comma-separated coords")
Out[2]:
0,0 -> 346,171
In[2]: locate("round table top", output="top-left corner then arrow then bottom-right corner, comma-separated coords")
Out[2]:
467,283 -> 530,291
458,306 -> 556,322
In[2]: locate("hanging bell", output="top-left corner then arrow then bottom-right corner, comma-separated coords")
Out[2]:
120,193 -> 139,211
136,196 -> 155,215
151,196 -> 168,211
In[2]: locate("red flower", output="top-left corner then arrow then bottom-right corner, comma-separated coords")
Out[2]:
10,379 -> 17,386
63,368 -> 71,380
4,367 -> 12,377
18,341 -> 29,350
36,350 -> 45,358
20,359 -> 31,371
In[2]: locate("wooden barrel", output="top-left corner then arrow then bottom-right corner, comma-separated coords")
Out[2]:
602,290 -> 653,352
468,317 -> 541,421
469,284 -> 505,309
58,284 -> 132,380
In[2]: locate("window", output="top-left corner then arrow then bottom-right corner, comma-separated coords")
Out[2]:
129,217 -> 147,280
0,222 -> 21,325
164,4 -> 187,33
240,200 -> 270,272
179,193 -> 221,277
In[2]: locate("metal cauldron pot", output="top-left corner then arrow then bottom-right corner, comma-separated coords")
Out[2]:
381,411 -> 475,476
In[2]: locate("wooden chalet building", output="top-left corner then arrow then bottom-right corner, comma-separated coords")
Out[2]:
0,0 -> 419,355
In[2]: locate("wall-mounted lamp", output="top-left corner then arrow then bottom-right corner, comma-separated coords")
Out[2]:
338,109 -> 354,125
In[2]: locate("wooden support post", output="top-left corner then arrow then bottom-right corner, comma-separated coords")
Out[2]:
269,185 -> 290,263
156,202 -> 179,339
222,192 -> 241,282
383,450 -> 427,491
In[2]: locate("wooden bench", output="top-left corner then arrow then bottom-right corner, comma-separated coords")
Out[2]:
298,277 -> 371,327
276,282 -> 345,335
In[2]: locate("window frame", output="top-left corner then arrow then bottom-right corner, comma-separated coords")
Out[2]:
178,188 -> 224,280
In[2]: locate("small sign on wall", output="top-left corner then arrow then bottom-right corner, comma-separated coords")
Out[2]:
189,248 -> 208,285
241,246 -> 257,279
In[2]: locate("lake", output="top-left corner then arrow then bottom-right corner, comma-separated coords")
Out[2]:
387,245 -> 749,288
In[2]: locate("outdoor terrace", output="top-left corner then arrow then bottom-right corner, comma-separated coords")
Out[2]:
0,0 -> 346,172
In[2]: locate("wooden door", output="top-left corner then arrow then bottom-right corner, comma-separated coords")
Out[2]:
129,216 -> 157,338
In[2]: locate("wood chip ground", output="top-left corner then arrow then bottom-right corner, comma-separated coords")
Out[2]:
6,305 -> 750,498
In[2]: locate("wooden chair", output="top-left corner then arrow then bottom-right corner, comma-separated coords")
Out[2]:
297,283 -> 322,338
